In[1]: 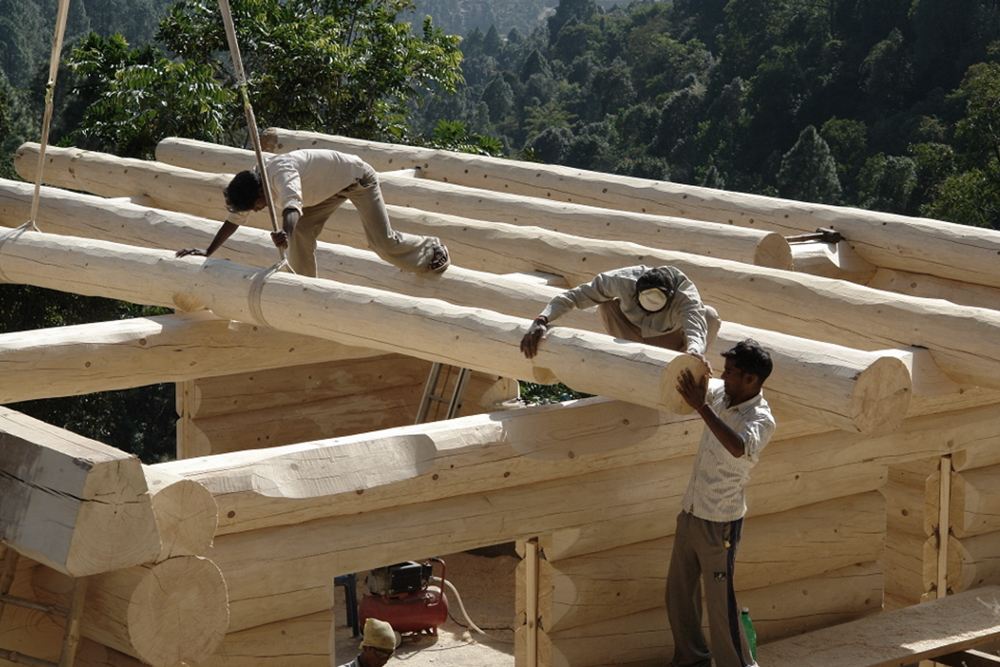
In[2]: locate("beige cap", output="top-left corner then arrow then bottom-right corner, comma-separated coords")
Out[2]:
360,618 -> 399,651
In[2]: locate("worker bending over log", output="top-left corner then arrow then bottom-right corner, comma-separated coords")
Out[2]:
176,149 -> 451,276
520,265 -> 719,359
669,339 -> 776,667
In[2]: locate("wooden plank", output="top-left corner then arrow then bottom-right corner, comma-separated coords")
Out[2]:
935,648 -> 1000,667
934,465 -> 1000,538
757,585 -> 1000,667
0,408 -> 159,577
253,128 -> 1000,292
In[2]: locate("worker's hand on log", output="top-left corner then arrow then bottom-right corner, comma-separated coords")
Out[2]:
676,367 -> 709,411
520,317 -> 548,359
270,230 -> 289,250
687,351 -> 712,375
175,248 -> 207,258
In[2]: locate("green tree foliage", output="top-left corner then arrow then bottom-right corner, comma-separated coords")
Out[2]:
0,285 -> 175,463
62,0 -> 464,157
777,125 -> 842,204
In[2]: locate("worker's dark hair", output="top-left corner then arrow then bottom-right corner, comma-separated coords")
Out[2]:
722,339 -> 773,384
223,170 -> 262,212
635,267 -> 677,298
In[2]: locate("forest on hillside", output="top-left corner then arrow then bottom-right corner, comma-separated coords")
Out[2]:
0,0 -> 999,462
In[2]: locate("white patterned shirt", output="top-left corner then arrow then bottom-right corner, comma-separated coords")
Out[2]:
681,381 -> 776,522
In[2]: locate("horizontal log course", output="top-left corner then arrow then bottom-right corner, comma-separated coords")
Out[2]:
198,610 -> 331,667
542,492 -> 884,632
884,528 -> 929,604
150,137 -> 793,270
32,556 -> 229,667
160,397 -> 699,536
142,466 -> 217,561
881,478 -> 927,537
0,309 -> 383,404
0,226 -> 705,416
175,400 -> 895,633
14,147 -> 1000,396
868,266 -> 1000,311
0,407 -> 159,577
543,562 -> 883,667
927,465 -> 1000,538
257,128 -> 1000,291
0,177 -> 915,436
0,177 -> 594,331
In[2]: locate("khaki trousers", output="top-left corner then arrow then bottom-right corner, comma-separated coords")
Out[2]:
287,164 -> 439,277
666,510 -> 753,667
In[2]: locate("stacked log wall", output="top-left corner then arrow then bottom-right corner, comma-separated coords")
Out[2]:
178,353 -> 515,458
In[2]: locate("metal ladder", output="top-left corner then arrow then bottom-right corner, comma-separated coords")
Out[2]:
414,363 -> 472,423
0,546 -> 88,667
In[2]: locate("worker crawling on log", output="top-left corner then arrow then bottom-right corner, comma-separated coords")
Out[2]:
668,339 -> 775,667
520,265 -> 720,359
175,149 -> 451,276
338,618 -> 400,667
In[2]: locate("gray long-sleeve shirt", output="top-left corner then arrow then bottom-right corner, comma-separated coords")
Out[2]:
538,265 -> 709,354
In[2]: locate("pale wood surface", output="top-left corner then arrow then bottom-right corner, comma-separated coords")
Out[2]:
32,556 -> 228,667
543,492 -> 885,632
0,310 -> 381,404
0,177 -> 932,436
255,128 -> 1000,291
197,610 -> 331,667
756,584 -> 1000,667
0,225 -> 706,415
142,466 -> 217,561
934,465 -> 1000,538
151,137 -> 793,270
0,407 -> 159,577
159,397 -> 700,536
544,562 -> 882,667
14,147 -> 1000,392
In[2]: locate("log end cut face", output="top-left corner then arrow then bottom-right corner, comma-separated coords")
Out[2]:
851,355 -> 912,437
126,556 -> 229,666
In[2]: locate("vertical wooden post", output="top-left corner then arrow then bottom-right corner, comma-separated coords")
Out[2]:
524,538 -> 539,667
58,577 -> 88,667
935,455 -> 952,600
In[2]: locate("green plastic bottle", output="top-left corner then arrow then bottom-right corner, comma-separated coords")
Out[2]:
740,607 -> 758,661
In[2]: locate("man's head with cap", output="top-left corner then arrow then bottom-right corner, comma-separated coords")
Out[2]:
358,618 -> 398,667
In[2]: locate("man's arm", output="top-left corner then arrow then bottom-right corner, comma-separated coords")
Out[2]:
270,208 -> 299,250
176,221 -> 240,258
676,369 -> 746,458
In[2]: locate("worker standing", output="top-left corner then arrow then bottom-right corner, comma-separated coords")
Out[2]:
667,339 -> 776,667
177,149 -> 450,276
520,265 -> 720,359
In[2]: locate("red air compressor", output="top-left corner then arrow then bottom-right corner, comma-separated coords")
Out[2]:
358,558 -> 449,635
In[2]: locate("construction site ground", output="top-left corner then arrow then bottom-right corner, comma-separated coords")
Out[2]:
332,546 -> 518,667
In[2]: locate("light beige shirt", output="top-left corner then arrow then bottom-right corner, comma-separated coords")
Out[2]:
226,150 -> 367,226
681,380 -> 776,522
537,265 -> 709,354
